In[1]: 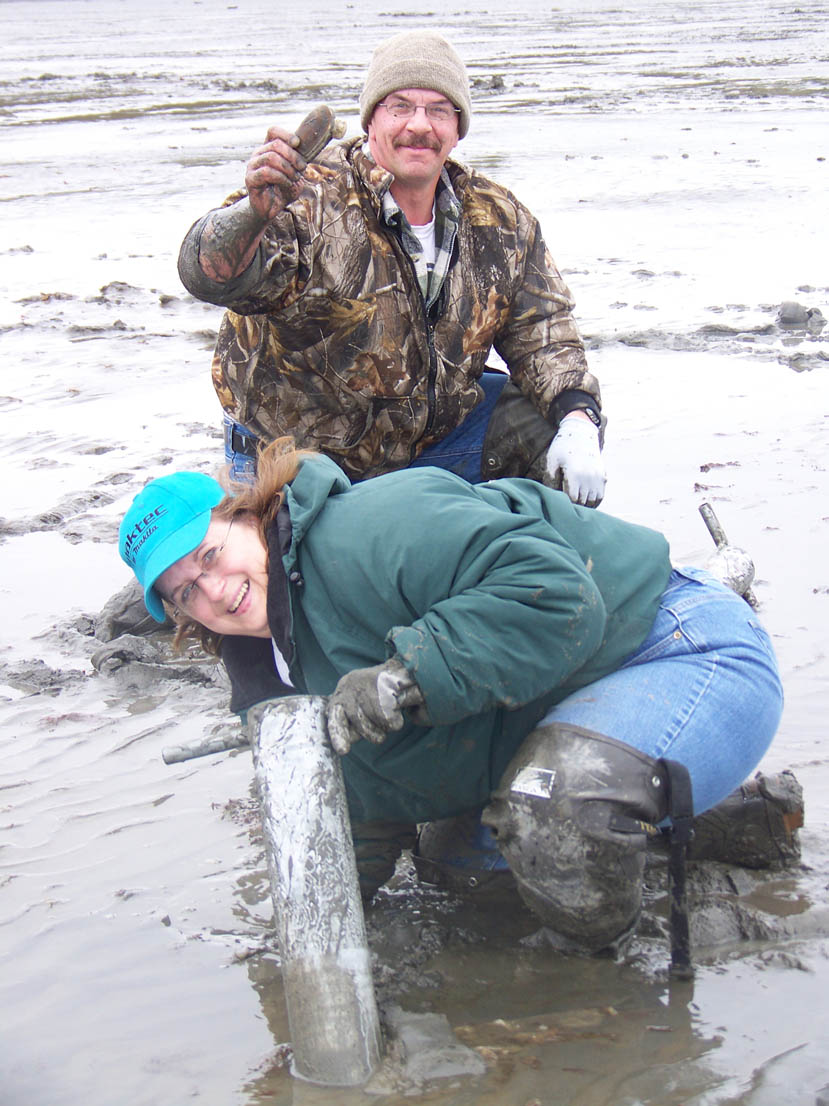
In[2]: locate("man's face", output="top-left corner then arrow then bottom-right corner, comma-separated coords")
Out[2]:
367,88 -> 459,191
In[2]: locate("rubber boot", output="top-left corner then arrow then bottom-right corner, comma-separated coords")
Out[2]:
482,721 -> 668,954
413,811 -> 512,893
684,770 -> 803,868
351,820 -> 418,900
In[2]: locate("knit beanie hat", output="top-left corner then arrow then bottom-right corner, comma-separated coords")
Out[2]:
360,31 -> 471,138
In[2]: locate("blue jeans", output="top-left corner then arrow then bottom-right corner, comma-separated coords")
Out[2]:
409,371 -> 508,483
436,566 -> 783,871
223,371 -> 509,486
223,413 -> 258,483
540,566 -> 783,815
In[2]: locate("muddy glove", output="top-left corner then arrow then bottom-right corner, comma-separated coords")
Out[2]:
326,656 -> 426,756
704,544 -> 755,597
545,413 -> 606,507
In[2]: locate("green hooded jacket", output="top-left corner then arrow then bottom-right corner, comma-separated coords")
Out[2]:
254,456 -> 672,825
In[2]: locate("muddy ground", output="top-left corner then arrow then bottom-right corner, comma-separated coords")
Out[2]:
1,1 -> 828,1103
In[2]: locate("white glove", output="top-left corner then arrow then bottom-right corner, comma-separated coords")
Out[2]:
545,414 -> 606,506
704,545 -> 755,597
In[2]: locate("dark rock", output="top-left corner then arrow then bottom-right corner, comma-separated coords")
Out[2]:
377,1005 -> 486,1085
95,578 -> 164,641
0,658 -> 88,696
91,633 -> 220,687
777,301 -> 809,325
777,300 -> 826,331
91,633 -> 166,674
471,74 -> 505,91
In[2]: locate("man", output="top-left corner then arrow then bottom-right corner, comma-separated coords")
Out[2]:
178,30 -> 606,505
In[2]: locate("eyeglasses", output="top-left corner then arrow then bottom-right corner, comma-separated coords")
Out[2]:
175,516 -> 235,612
377,98 -> 460,123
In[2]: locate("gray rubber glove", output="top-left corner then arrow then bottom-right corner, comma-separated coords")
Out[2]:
545,413 -> 606,507
326,656 -> 426,756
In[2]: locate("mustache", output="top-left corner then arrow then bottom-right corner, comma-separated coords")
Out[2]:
393,137 -> 441,151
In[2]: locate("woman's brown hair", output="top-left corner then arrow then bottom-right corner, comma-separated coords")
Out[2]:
169,436 -> 314,655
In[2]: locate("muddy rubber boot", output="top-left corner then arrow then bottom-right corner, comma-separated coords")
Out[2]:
351,820 -> 418,900
482,722 -> 669,954
95,577 -> 165,640
413,812 -> 512,893
684,770 -> 803,869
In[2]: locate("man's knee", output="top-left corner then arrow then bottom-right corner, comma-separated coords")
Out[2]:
482,722 -> 669,952
480,380 -> 558,483
480,380 -> 606,486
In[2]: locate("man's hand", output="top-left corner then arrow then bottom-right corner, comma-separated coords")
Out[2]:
196,108 -> 345,284
196,125 -> 305,283
244,126 -> 307,223
326,657 -> 426,756
545,412 -> 606,507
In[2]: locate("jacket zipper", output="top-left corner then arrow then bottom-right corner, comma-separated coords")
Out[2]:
381,215 -> 448,461
399,247 -> 439,460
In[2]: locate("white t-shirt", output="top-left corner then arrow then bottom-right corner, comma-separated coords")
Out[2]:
272,639 -> 294,687
410,212 -> 437,268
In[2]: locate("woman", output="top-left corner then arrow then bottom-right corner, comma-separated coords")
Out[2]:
119,439 -> 783,952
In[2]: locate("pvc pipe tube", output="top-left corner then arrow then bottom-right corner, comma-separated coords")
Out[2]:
162,731 -> 250,763
249,696 -> 382,1086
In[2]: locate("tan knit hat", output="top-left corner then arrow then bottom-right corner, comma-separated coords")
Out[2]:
360,31 -> 471,138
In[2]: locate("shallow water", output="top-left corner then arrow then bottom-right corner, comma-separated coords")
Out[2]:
1,1 -> 828,1103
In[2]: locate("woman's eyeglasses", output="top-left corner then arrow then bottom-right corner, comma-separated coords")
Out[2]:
176,516 -> 235,612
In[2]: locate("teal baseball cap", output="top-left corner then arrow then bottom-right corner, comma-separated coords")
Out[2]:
119,472 -> 224,622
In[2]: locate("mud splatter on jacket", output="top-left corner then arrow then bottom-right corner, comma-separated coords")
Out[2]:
179,139 -> 600,480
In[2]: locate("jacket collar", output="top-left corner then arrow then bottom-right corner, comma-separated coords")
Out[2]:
265,503 -> 295,667
263,455 -> 353,658
346,137 -> 469,215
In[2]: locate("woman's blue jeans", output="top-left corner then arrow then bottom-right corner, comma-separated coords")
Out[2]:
540,566 -> 784,815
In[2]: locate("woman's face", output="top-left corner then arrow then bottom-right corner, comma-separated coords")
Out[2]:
156,513 -> 270,638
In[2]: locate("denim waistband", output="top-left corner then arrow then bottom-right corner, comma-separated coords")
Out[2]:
223,413 -> 259,458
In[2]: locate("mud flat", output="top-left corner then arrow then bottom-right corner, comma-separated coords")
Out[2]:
1,1 -> 827,1103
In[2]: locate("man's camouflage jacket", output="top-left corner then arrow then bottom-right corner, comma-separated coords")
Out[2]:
178,138 -> 601,480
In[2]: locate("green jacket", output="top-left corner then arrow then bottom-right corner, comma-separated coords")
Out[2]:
243,456 -> 672,825
178,139 -> 600,480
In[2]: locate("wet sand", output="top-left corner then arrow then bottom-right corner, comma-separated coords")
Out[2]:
1,1 -> 828,1103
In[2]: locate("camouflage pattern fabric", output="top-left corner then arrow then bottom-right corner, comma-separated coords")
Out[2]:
183,138 -> 600,481
379,166 -> 460,309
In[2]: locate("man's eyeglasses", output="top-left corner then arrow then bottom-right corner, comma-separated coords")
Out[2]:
176,516 -> 235,612
377,98 -> 460,123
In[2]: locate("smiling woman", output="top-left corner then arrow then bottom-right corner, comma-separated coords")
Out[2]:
156,514 -> 271,638
119,445 -> 305,645
118,436 -> 782,954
